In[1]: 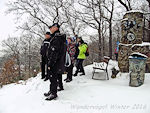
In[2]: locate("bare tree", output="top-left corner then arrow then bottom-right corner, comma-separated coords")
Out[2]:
2,37 -> 22,77
6,0 -> 69,36
73,0 -> 107,61
61,1 -> 86,36
118,0 -> 132,11
103,0 -> 114,59
146,0 -> 150,42
73,0 -> 116,59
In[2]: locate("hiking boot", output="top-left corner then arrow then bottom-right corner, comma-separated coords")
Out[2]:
41,75 -> 45,79
41,76 -> 45,79
80,73 -> 85,76
44,91 -> 51,97
45,94 -> 58,101
66,79 -> 72,83
64,78 -> 68,81
57,87 -> 64,91
73,73 -> 77,77
44,77 -> 49,81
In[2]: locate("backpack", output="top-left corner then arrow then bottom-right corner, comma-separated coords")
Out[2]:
85,43 -> 89,57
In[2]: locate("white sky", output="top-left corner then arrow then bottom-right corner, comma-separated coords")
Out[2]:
0,0 -> 17,56
0,0 -> 148,56
0,0 -> 128,57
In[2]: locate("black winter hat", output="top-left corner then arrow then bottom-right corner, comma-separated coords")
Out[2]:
45,32 -> 51,35
79,39 -> 84,44
49,23 -> 60,29
78,37 -> 82,40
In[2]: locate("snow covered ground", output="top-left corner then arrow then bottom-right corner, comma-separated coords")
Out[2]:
0,60 -> 150,113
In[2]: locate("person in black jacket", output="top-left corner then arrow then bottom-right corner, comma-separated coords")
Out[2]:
74,37 -> 82,72
40,32 -> 51,81
44,23 -> 66,101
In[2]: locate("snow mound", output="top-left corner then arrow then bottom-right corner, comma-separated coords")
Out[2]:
0,62 -> 150,113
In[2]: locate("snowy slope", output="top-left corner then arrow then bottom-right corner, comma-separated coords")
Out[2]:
0,61 -> 150,113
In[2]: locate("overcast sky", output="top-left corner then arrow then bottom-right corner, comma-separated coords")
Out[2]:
0,0 -> 129,56
0,0 -> 17,55
0,0 -> 148,57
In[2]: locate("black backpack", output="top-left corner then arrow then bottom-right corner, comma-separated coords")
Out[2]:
85,43 -> 89,57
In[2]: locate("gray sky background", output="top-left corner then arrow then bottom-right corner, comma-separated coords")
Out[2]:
0,0 -> 17,55
0,0 -> 148,56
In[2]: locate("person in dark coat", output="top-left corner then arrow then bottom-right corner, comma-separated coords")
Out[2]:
57,35 -> 67,92
74,37 -> 81,60
44,23 -> 66,101
74,37 -> 83,73
64,37 -> 76,82
40,32 -> 51,81
114,41 -> 119,61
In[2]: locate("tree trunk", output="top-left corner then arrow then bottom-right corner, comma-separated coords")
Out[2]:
28,55 -> 31,77
24,48 -> 27,71
16,54 -> 21,77
148,20 -> 150,42
28,40 -> 31,77
145,0 -> 150,42
109,22 -> 113,59
102,33 -> 105,57
118,0 -> 130,11
98,27 -> 102,61
102,22 -> 106,57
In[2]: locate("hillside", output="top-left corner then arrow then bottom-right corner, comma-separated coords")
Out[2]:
0,61 -> 150,113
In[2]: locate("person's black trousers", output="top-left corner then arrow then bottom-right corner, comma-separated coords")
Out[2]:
57,74 -> 63,89
75,59 -> 85,75
41,56 -> 48,78
66,63 -> 74,80
48,70 -> 58,95
115,53 -> 118,61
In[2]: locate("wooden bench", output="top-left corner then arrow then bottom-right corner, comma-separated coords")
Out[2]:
92,56 -> 110,80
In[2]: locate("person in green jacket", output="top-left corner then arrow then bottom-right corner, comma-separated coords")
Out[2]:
74,38 -> 88,76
